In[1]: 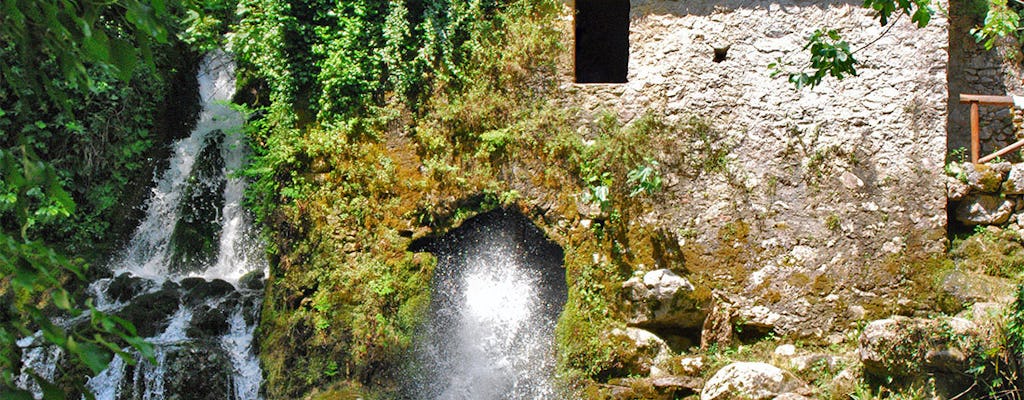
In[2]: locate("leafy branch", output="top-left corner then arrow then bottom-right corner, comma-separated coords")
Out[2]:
971,0 -> 1024,50
772,0 -> 933,89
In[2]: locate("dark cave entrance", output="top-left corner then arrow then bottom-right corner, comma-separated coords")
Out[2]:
575,0 -> 630,83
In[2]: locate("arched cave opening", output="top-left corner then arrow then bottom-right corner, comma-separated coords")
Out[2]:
404,208 -> 567,398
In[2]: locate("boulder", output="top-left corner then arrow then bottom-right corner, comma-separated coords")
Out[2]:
963,162 -> 1004,193
650,375 -> 704,398
179,277 -> 206,291
117,288 -> 181,337
608,327 -> 673,377
858,316 -> 980,379
789,354 -> 845,374
163,344 -> 234,400
955,194 -> 1014,225
238,269 -> 265,291
1004,163 -> 1024,194
773,394 -> 814,400
941,270 -> 1014,305
678,356 -> 705,376
187,305 -> 230,338
701,298 -> 735,349
107,273 -> 152,303
946,175 -> 970,201
184,279 -> 236,306
623,269 -> 708,329
700,362 -> 807,400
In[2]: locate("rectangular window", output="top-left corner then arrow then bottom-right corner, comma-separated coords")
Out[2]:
575,0 -> 630,83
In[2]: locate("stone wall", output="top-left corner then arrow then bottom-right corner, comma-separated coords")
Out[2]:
948,161 -> 1024,227
947,0 -> 1024,154
558,0 -> 951,338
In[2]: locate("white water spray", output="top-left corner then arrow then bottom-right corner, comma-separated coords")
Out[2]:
119,50 -> 246,283
408,210 -> 566,400
16,50 -> 265,400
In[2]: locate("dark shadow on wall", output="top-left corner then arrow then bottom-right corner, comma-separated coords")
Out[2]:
947,0 -> 1018,157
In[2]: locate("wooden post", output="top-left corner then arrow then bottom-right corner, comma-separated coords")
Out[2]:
971,101 -> 980,164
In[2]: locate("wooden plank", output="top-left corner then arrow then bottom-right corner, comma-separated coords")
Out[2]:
971,101 -> 980,163
980,138 -> 1024,163
959,94 -> 1014,106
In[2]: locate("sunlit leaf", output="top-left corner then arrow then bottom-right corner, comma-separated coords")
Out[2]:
75,341 -> 113,375
51,288 -> 72,310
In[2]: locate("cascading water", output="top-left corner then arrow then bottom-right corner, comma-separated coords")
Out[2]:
15,50 -> 266,400
405,209 -> 567,400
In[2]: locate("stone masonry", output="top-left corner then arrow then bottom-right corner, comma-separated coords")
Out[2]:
558,0 -> 953,338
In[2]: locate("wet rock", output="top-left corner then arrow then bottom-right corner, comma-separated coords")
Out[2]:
187,305 -> 230,338
179,277 -> 206,291
168,130 -> 226,274
955,194 -> 1014,225
241,295 -> 262,326
164,344 -> 234,400
700,362 -> 808,400
117,288 -> 181,337
623,269 -> 708,329
184,279 -> 236,306
107,273 -> 152,303
238,269 -> 265,291
162,280 -> 181,292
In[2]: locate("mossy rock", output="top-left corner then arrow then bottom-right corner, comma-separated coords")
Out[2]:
164,344 -> 234,400
168,130 -> 226,274
107,273 -> 153,303
950,228 -> 1024,278
187,305 -> 230,338
116,288 -> 181,337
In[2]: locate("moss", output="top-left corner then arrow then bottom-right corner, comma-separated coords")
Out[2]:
811,273 -> 835,296
951,228 -> 1024,278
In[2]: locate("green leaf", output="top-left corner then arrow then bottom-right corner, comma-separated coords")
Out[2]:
82,29 -> 111,63
30,372 -> 66,400
40,319 -> 67,347
0,388 -> 36,400
110,38 -> 138,81
74,341 -> 113,375
52,288 -> 72,310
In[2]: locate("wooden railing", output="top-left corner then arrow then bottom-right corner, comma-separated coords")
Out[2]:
960,94 -> 1021,163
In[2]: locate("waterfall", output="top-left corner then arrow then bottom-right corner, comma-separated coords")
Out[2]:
15,50 -> 266,400
405,209 -> 567,400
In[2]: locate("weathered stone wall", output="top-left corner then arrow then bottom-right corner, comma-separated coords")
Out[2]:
948,161 -> 1024,227
947,0 -> 1024,154
559,0 -> 951,339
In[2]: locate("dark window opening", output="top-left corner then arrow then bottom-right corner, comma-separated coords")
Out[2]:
575,0 -> 630,83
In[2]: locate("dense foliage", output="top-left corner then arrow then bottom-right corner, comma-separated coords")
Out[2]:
230,0 -> 574,396
0,0 -> 219,397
